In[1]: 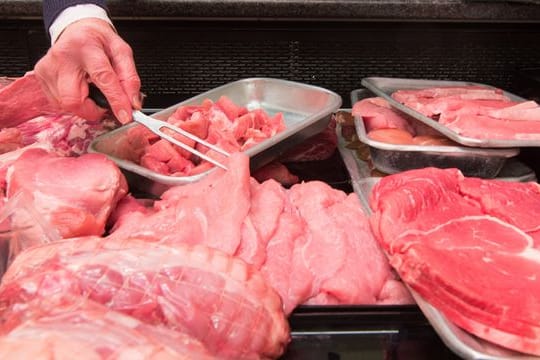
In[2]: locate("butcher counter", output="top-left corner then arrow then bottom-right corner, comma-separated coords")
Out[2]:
1,1 -> 540,359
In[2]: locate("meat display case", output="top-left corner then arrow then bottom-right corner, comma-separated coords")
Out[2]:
1,1 -> 540,358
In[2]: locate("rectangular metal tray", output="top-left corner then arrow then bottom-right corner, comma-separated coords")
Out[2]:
89,78 -> 342,196
361,76 -> 538,148
337,132 -> 536,359
350,89 -> 519,178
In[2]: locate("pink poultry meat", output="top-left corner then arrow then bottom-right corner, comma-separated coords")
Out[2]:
0,237 -> 290,360
0,299 -> 214,360
6,148 -> 128,241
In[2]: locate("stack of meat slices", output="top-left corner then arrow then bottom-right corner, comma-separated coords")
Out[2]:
369,167 -> 540,356
392,85 -> 540,140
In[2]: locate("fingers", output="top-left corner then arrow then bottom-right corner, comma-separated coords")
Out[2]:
34,18 -> 141,124
107,39 -> 142,110
35,53 -> 105,121
82,45 -> 133,124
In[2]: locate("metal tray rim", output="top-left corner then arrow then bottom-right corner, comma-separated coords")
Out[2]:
89,77 -> 342,187
350,88 -> 519,157
360,77 -> 538,148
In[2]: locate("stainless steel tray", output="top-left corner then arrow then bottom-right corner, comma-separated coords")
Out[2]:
338,125 -> 535,188
337,132 -> 537,359
361,77 -> 538,148
350,89 -> 519,178
89,78 -> 342,196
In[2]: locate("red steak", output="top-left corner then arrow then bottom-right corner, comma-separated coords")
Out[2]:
370,167 -> 540,355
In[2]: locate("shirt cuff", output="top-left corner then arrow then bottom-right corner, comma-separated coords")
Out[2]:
49,4 -> 114,45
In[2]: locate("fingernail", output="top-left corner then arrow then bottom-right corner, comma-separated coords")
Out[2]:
118,109 -> 130,124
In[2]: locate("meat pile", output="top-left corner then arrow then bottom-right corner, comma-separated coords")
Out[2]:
392,85 -> 540,140
121,96 -> 286,176
0,150 -> 411,358
352,96 -> 456,146
369,167 -> 540,356
0,72 -> 411,359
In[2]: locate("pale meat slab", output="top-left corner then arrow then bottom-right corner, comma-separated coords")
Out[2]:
0,238 -> 290,360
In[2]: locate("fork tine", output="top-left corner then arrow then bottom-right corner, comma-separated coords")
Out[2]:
157,131 -> 228,170
133,111 -> 229,170
161,123 -> 230,158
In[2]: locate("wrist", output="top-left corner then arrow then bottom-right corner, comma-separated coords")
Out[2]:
49,4 -> 114,45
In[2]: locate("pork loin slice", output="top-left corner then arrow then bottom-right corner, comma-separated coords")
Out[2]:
440,113 -> 540,140
0,237 -> 290,360
6,149 -> 128,241
370,167 -> 540,356
0,299 -> 214,360
289,181 -> 398,306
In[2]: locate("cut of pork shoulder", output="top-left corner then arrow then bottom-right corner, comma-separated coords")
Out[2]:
370,167 -> 540,355
0,237 -> 290,360
0,299 -> 214,360
0,72 -> 62,128
14,113 -> 118,156
6,149 -> 128,241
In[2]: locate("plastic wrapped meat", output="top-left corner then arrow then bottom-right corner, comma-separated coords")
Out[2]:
0,237 -> 290,360
6,149 -> 128,242
0,299 -> 214,360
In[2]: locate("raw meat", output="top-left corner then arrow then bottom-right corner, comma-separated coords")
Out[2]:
440,113 -> 540,140
391,85 -> 540,141
367,128 -> 414,144
280,116 -> 338,162
370,167 -> 540,355
352,97 -> 415,133
109,152 -> 413,313
0,72 -> 120,156
14,113 -> 118,156
6,149 -> 128,241
0,238 -> 290,360
0,299 -> 214,360
487,100 -> 540,121
287,181 -> 401,306
0,72 -> 61,128
124,96 -> 285,177
253,161 -> 299,186
109,152 -> 252,255
0,129 -> 22,155
353,97 -> 456,146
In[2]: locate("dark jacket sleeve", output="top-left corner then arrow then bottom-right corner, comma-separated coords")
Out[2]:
43,0 -> 108,32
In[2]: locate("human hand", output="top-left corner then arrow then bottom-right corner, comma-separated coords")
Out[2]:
34,18 -> 141,123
